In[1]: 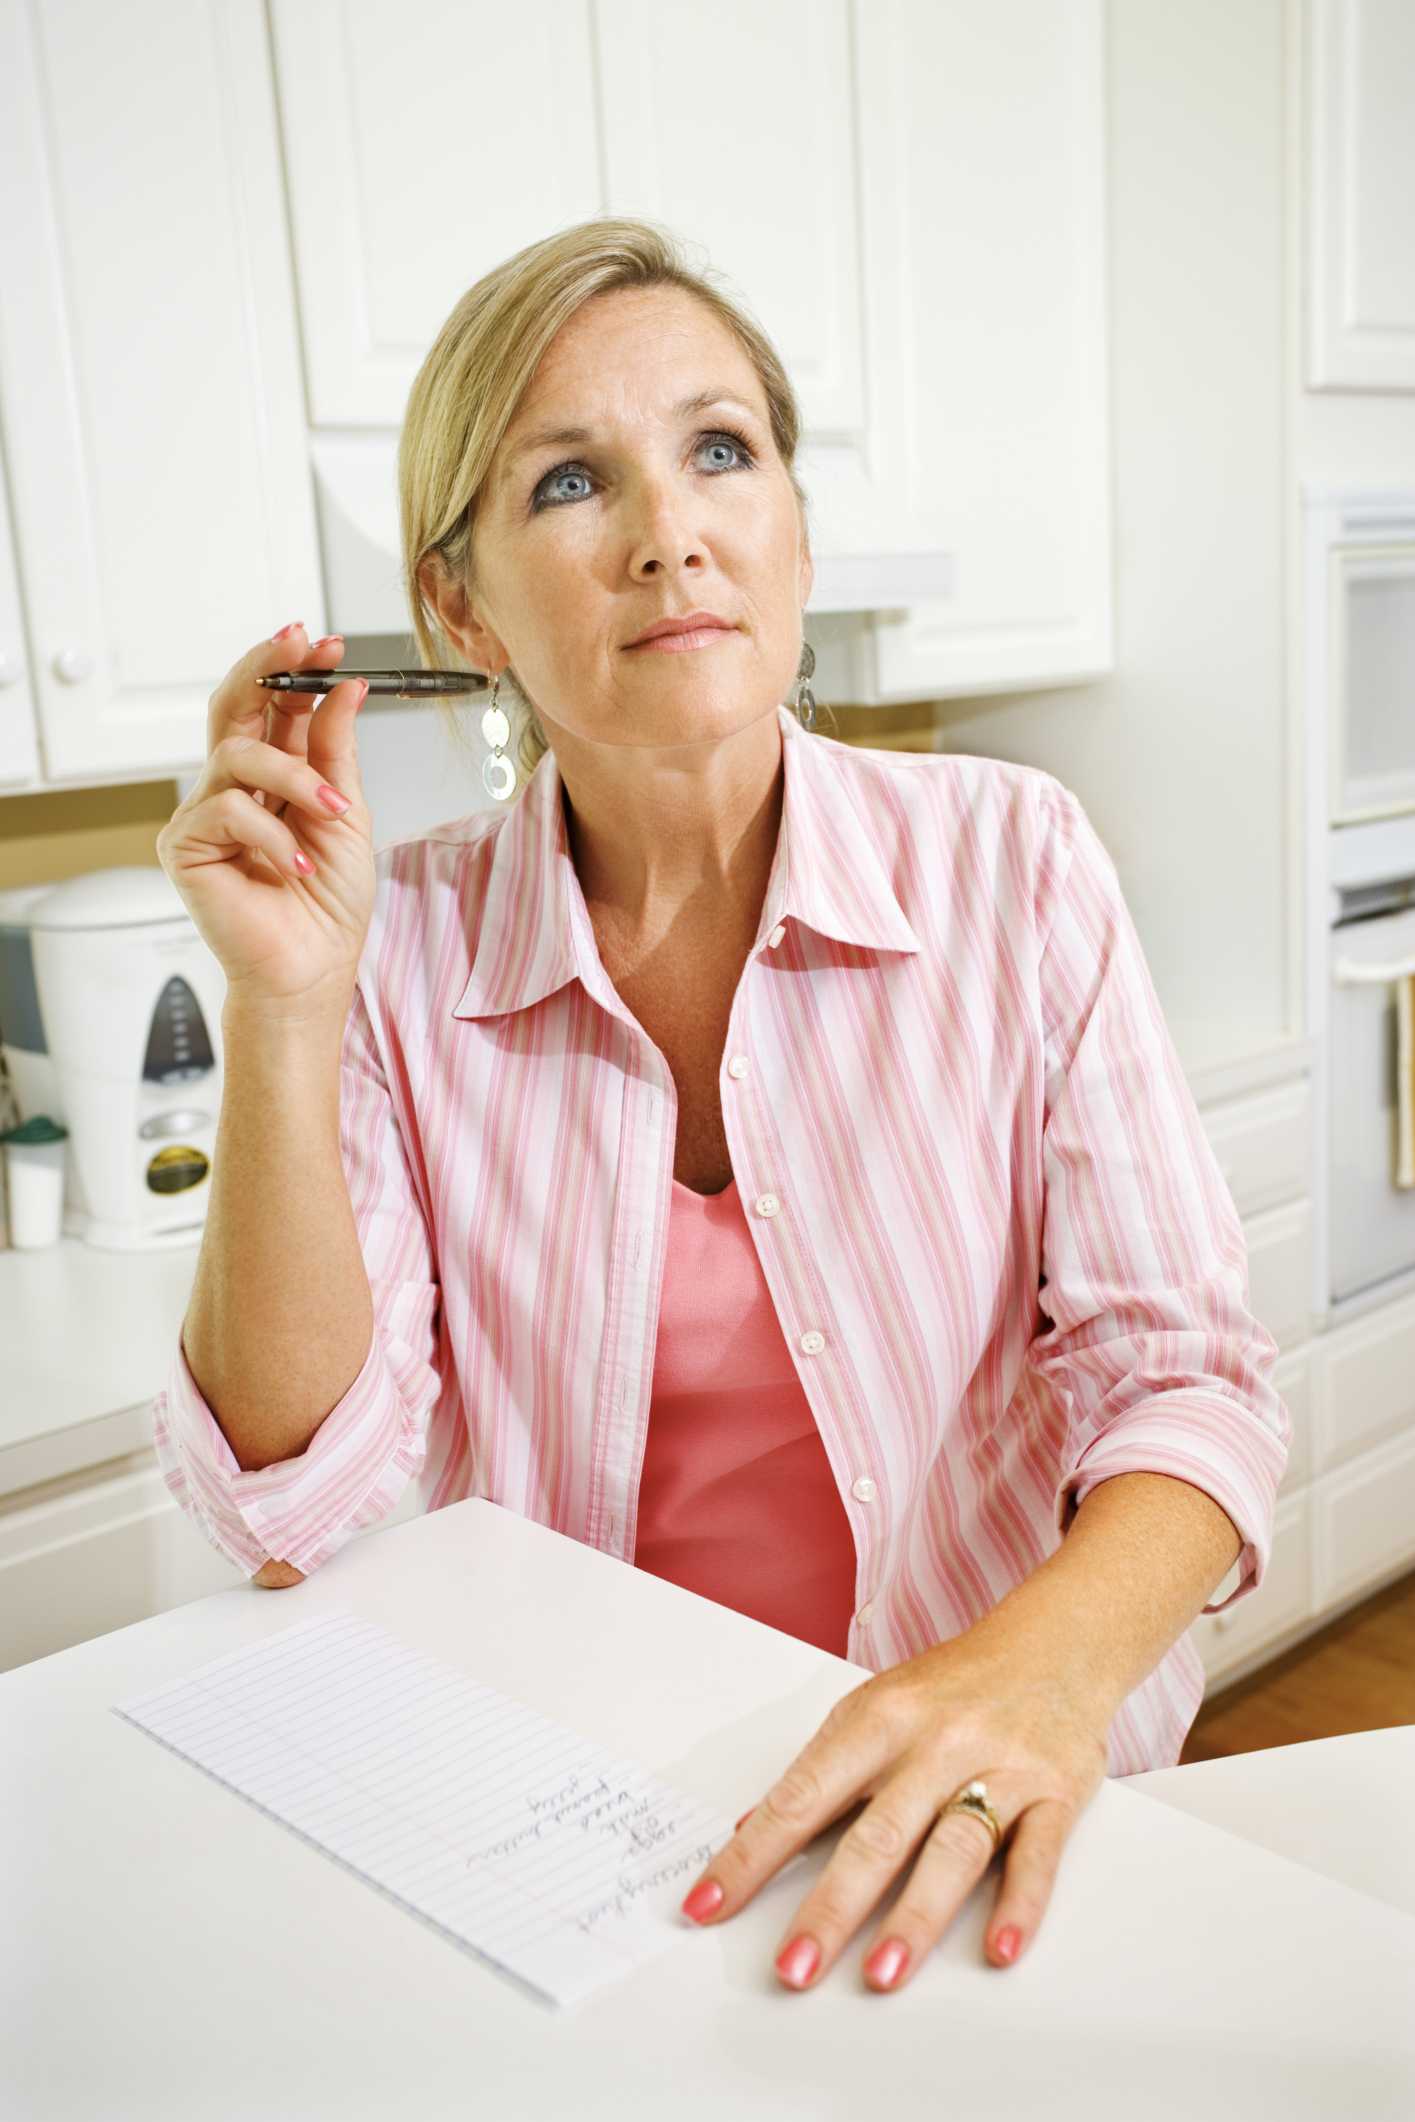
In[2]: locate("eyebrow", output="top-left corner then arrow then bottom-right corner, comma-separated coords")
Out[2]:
498,389 -> 764,482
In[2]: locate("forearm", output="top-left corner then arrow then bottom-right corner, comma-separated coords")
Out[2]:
972,1471 -> 1244,1715
182,999 -> 374,1477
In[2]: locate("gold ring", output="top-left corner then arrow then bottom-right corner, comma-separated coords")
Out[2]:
937,1776 -> 1003,1855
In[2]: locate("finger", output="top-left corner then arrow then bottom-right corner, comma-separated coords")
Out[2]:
303,664 -> 370,796
267,633 -> 345,758
679,1687 -> 897,1927
264,633 -> 345,817
681,1786 -> 869,1932
207,621 -> 314,759
175,783 -> 324,884
198,725 -> 361,840
859,1781 -> 1063,1994
761,1759 -> 998,1991
977,1795 -> 1073,1971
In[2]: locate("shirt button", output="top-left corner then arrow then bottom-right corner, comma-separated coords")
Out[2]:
799,1329 -> 825,1355
768,924 -> 786,947
754,1193 -> 781,1217
851,1476 -> 877,1503
856,1602 -> 875,1627
727,1054 -> 749,1079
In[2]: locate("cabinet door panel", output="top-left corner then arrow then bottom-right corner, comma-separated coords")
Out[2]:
858,0 -> 1111,699
0,0 -> 323,781
0,1461 -> 242,1673
1315,1424 -> 1415,1611
595,0 -> 915,556
0,451 -> 39,785
1307,0 -> 1415,389
270,0 -> 601,426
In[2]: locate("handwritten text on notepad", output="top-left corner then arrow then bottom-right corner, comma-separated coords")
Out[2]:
113,1610 -> 742,2009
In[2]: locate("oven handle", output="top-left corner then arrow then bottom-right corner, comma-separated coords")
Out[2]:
1333,953 -> 1415,984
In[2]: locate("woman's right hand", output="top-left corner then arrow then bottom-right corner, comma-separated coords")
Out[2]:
156,624 -> 376,1017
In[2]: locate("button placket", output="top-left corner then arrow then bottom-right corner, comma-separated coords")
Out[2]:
725,1033 -> 849,1543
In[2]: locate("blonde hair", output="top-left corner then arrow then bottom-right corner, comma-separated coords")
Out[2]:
398,216 -> 833,790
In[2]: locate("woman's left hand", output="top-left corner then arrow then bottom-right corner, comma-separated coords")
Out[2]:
677,1612 -> 1115,1992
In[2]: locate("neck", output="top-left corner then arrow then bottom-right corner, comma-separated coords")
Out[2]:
554,710 -> 786,939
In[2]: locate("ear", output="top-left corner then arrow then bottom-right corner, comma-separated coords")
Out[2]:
799,539 -> 814,615
418,553 -> 508,677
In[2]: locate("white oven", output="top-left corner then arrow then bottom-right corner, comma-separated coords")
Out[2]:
1306,487 -> 1415,1321
1328,875 -> 1415,1306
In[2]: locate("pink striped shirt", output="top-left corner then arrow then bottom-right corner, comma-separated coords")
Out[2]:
153,702 -> 1291,1775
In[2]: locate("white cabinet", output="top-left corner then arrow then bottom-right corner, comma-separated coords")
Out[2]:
0,0 -> 1112,781
1306,0 -> 1415,391
1312,1288 -> 1415,1473
0,0 -> 324,787
0,1445 -> 431,1675
849,0 -> 1111,701
0,1455 -> 243,1673
270,0 -> 1110,700
1316,1423 -> 1415,1611
0,445 -> 39,785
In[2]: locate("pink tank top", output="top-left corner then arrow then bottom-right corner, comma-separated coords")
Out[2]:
633,1175 -> 859,1658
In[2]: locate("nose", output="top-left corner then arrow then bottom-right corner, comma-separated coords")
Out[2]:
626,468 -> 707,577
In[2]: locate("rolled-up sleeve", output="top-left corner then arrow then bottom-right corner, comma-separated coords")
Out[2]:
1029,780 -> 1291,1617
151,976 -> 445,1580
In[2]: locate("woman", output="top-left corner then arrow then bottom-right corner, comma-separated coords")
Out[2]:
154,219 -> 1290,1995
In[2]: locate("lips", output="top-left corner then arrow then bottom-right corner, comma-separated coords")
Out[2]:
624,611 -> 735,648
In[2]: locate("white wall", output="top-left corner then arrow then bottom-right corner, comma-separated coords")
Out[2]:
926,0 -> 1415,1080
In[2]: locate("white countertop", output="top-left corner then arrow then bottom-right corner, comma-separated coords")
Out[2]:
4,1496 -> 1413,2122
0,1231 -> 199,1492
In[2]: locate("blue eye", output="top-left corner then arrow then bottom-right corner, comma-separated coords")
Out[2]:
530,426 -> 756,512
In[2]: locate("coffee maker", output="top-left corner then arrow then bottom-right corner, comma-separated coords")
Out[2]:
0,867 -> 226,1249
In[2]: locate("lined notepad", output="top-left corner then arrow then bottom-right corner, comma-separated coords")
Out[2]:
113,1610 -> 746,2009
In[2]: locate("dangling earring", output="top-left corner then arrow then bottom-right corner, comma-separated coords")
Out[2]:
794,641 -> 817,730
481,670 -> 516,802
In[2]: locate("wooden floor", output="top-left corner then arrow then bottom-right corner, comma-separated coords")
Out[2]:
1180,1566 -> 1415,1761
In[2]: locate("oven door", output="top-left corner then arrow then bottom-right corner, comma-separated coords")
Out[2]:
1329,901 -> 1415,1304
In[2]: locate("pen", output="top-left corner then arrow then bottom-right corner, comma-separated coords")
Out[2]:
257,667 -> 490,698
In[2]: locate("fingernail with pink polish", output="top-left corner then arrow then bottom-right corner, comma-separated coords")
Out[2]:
681,1879 -> 723,1923
272,620 -> 304,641
776,1935 -> 820,1987
865,1937 -> 909,1988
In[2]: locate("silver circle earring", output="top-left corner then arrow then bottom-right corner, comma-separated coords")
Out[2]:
795,641 -> 817,730
481,670 -> 516,802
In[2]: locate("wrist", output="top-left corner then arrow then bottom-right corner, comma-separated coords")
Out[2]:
221,983 -> 354,1037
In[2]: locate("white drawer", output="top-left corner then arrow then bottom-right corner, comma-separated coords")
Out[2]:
1311,1283 -> 1415,1472
1315,1423 -> 1415,1612
1200,1078 -> 1311,1219
1190,1488 -> 1312,1688
1245,1198 -> 1312,1353
0,1456 -> 242,1673
1274,1345 -> 1313,1499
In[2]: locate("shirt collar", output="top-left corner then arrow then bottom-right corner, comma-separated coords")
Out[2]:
451,701 -> 921,1023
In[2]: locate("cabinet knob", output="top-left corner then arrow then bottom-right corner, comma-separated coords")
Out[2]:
52,647 -> 94,684
0,651 -> 22,688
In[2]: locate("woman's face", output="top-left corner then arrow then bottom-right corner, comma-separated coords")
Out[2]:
435,285 -> 813,755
